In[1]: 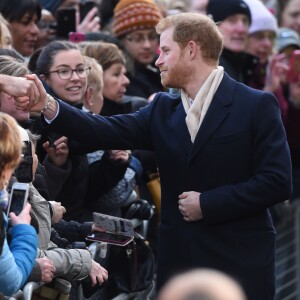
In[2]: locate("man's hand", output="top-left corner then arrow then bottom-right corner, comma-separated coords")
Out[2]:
48,201 -> 66,224
89,260 -> 108,286
178,191 -> 203,222
11,74 -> 48,113
36,257 -> 56,283
0,74 -> 39,102
108,150 -> 129,163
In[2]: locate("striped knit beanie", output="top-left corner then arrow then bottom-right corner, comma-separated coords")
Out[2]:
113,0 -> 162,38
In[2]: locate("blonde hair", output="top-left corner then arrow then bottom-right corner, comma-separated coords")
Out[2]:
83,55 -> 104,94
0,55 -> 28,77
0,112 -> 22,177
156,12 -> 223,64
0,13 -> 11,48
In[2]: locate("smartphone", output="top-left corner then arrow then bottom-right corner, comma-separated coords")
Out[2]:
47,132 -> 63,148
56,8 -> 76,39
92,212 -> 134,236
69,32 -> 86,43
86,232 -> 134,246
286,49 -> 300,83
80,1 -> 97,22
14,141 -> 33,183
7,182 -> 29,216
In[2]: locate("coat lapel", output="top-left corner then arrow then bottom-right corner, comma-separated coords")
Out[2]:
169,100 -> 193,155
189,74 -> 235,162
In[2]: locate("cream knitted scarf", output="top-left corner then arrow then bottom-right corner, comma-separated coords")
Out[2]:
181,66 -> 224,143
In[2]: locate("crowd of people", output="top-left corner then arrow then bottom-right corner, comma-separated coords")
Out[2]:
0,0 -> 299,299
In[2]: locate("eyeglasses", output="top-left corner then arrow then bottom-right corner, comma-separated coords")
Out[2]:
125,33 -> 159,44
249,32 -> 276,42
37,19 -> 57,31
46,66 -> 91,80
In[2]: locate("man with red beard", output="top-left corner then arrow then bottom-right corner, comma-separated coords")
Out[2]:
19,12 -> 291,300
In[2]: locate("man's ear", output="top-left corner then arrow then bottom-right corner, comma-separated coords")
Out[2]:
187,41 -> 199,59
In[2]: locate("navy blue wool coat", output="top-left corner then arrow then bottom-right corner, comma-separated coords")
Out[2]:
48,73 -> 292,300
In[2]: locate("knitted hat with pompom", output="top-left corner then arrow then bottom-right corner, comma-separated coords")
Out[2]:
113,0 -> 162,38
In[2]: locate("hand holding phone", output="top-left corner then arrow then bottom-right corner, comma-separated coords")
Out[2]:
7,182 -> 30,216
87,212 -> 134,246
44,135 -> 69,167
9,203 -> 32,226
80,1 -> 97,22
77,6 -> 100,33
286,49 -> 300,82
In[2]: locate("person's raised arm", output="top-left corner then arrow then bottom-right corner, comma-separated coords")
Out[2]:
77,7 -> 100,33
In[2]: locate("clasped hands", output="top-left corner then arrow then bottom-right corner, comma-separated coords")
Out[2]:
178,191 -> 203,222
2,74 -> 49,113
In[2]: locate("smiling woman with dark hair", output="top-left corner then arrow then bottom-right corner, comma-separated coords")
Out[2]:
0,0 -> 41,57
33,40 -> 130,222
